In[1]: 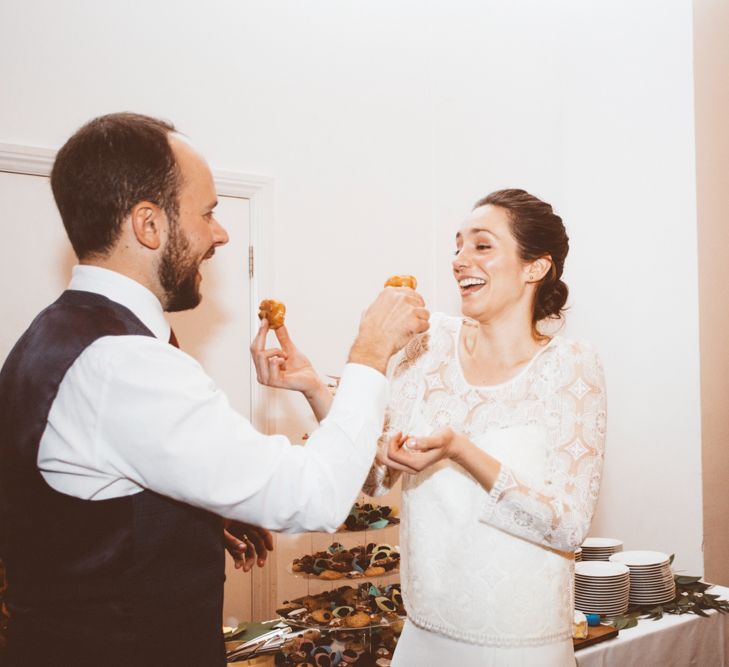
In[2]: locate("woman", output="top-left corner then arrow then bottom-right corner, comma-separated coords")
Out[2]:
252,189 -> 606,667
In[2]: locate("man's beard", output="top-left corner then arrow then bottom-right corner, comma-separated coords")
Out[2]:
159,221 -> 204,312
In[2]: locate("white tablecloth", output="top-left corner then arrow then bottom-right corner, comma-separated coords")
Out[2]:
576,585 -> 729,667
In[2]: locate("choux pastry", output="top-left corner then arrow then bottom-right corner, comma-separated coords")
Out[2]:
258,299 -> 286,329
384,275 -> 417,289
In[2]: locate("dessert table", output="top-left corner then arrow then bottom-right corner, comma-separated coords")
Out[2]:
575,585 -> 729,667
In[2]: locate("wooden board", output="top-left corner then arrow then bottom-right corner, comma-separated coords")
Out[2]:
573,623 -> 619,651
229,657 -> 274,667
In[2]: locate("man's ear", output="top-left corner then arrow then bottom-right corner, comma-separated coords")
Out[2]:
130,201 -> 166,250
525,256 -> 552,283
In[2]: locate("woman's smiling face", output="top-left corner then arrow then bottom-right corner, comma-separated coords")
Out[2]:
452,204 -> 532,323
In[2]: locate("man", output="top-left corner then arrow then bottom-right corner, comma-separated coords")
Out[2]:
0,112 -> 429,666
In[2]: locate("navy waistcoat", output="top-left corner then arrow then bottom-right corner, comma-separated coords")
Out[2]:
0,290 -> 225,667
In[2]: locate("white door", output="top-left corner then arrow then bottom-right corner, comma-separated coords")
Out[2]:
168,195 -> 256,627
0,169 -> 258,626
0,171 -> 75,356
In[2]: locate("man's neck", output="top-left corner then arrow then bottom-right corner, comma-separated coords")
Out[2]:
80,256 -> 165,306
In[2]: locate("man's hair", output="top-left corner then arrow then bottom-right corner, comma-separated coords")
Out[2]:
50,112 -> 181,259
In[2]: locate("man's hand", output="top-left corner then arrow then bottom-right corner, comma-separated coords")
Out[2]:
223,520 -> 274,572
349,287 -> 430,374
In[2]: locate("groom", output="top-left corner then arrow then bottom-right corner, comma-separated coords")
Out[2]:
0,112 -> 429,666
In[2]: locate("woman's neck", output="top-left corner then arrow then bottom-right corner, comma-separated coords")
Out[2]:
459,312 -> 548,386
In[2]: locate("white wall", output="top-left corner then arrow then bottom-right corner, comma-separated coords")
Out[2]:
0,0 -> 705,578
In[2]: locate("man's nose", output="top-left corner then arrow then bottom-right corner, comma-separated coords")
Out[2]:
212,219 -> 229,247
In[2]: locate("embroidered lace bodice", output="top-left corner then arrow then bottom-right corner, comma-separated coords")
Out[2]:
364,313 -> 607,646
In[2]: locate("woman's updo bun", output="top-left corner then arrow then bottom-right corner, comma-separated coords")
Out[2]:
473,189 -> 570,331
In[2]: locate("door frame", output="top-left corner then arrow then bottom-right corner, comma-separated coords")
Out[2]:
0,142 -> 273,434
0,142 -> 277,618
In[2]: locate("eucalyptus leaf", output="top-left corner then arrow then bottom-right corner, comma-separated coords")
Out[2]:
609,570 -> 729,630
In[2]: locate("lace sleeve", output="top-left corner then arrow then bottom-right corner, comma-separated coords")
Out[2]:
478,341 -> 607,552
362,419 -> 403,497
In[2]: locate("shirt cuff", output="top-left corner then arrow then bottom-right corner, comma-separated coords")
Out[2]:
327,362 -> 388,425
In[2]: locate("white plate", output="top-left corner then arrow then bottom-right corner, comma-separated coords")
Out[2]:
630,576 -> 673,586
575,580 -> 630,589
575,604 -> 629,615
610,551 -> 669,566
575,598 -> 630,606
576,584 -> 629,595
582,537 -> 624,549
576,561 -> 630,578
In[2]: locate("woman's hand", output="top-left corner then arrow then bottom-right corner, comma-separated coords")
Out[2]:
250,320 -> 324,395
379,428 -> 468,474
250,320 -> 333,421
386,428 -> 502,492
223,520 -> 275,572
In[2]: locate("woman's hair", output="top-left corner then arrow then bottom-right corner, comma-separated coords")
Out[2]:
473,188 -> 569,330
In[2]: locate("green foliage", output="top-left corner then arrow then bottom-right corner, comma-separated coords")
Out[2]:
608,568 -> 729,630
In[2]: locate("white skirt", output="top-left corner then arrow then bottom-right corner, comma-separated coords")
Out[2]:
392,619 -> 576,667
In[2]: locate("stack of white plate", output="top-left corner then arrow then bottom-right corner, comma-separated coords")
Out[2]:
574,547 -> 582,562
581,537 -> 623,561
574,561 -> 630,616
609,551 -> 676,606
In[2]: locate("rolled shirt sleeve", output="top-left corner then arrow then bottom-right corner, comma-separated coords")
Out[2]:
41,336 -> 387,533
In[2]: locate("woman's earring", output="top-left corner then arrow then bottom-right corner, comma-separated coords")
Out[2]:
528,274 -> 534,281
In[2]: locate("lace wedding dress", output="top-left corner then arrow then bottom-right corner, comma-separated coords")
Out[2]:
364,313 -> 607,666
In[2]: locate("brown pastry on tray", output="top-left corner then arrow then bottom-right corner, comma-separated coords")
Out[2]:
290,542 -> 400,580
384,275 -> 417,290
258,299 -> 286,329
276,583 -> 405,629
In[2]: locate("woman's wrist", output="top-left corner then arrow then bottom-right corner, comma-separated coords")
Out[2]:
448,431 -> 471,464
303,380 -> 334,422
451,436 -> 501,493
302,378 -> 329,403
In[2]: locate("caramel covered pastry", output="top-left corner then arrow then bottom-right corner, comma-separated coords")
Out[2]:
384,275 -> 417,289
274,624 -> 403,666
290,542 -> 400,580
337,501 -> 400,532
258,299 -> 286,329
344,611 -> 372,628
276,583 -> 405,630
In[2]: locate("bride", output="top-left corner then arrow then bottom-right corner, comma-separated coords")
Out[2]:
251,188 -> 606,666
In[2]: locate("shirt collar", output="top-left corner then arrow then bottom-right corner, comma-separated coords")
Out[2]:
68,265 -> 171,341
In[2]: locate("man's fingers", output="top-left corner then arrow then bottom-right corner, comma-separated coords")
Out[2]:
241,536 -> 256,572
385,286 -> 425,305
411,309 -> 430,334
260,528 -> 275,552
245,528 -> 267,560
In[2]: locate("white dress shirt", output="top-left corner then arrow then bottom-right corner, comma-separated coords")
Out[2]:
37,265 -> 387,533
